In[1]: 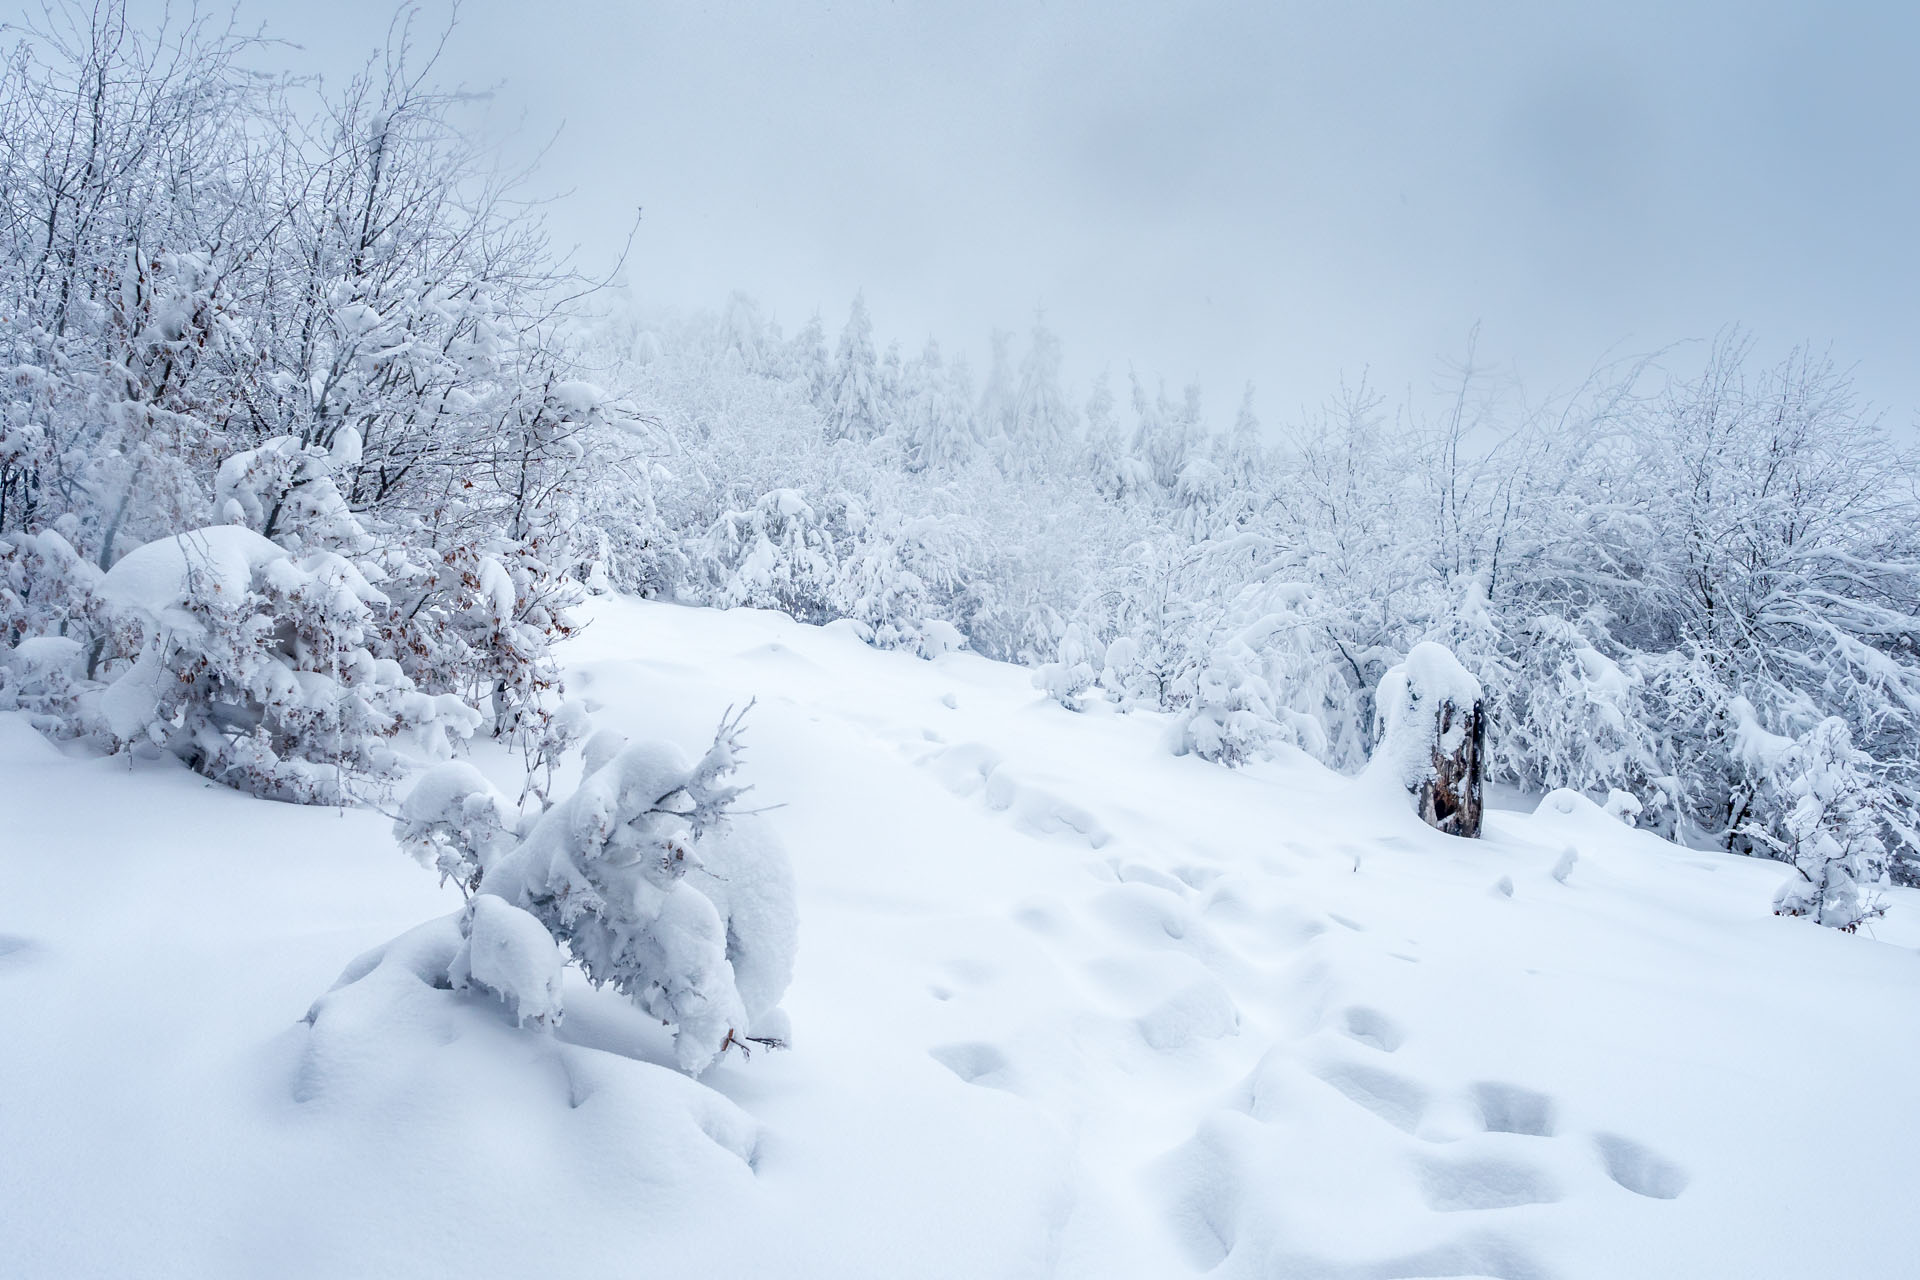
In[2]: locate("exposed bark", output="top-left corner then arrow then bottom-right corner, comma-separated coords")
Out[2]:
1418,697 -> 1485,838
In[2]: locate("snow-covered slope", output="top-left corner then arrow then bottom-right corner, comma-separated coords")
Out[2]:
3,596 -> 1916,1279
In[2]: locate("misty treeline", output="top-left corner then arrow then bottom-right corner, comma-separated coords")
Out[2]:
0,4 -> 1912,925
593,294 -> 1919,918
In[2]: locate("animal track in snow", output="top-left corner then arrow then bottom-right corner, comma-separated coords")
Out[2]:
1154,1121 -> 1246,1270
1258,903 -> 1330,950
1172,864 -> 1223,891
1594,1132 -> 1689,1199
1470,1083 -> 1557,1137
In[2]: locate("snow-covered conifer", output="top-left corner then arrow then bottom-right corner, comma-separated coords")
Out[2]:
1763,718 -> 1891,930
824,294 -> 882,442
476,708 -> 796,1073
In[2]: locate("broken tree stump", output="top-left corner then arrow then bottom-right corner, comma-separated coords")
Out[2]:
1370,641 -> 1487,839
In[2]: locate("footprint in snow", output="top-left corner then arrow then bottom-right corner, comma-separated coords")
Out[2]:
929,1041 -> 1017,1091
1339,1005 -> 1407,1053
1010,897 -> 1071,937
1312,1059 -> 1431,1135
920,741 -> 1112,847
1594,1132 -> 1690,1199
1417,1153 -> 1562,1212
1106,858 -> 1190,896
1136,977 -> 1241,1052
1172,863 -> 1223,890
1088,883 -> 1194,944
1469,1082 -> 1558,1137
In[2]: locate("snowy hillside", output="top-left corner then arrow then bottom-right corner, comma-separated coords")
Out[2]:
3,596 -> 1915,1280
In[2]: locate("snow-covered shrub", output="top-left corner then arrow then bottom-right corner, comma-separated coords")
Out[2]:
214,432 -> 369,553
1759,718 -> 1891,930
683,812 -> 799,1044
92,527 -> 480,803
0,7 -> 604,807
0,635 -> 86,731
1097,635 -> 1150,706
0,528 -> 103,654
1035,621 -> 1101,710
354,710 -> 798,1073
1604,789 -> 1644,825
472,709 -> 796,1073
374,534 -> 584,800
827,500 -> 972,656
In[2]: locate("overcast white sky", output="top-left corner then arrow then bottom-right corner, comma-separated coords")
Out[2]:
266,0 -> 1919,429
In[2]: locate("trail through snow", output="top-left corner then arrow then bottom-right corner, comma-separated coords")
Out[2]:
2,596 -> 1917,1279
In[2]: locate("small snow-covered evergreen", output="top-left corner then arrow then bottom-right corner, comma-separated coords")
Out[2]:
354,708 -> 798,1074
1762,718 -> 1891,930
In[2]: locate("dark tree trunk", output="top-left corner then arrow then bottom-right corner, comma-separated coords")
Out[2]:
1418,697 -> 1485,838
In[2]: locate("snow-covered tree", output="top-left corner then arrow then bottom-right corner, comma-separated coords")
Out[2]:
702,489 -> 838,622
823,294 -> 882,443
475,710 -> 796,1073
1758,718 -> 1892,930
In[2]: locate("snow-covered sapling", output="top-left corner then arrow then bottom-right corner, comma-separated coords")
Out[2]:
1765,718 -> 1890,931
478,705 -> 796,1073
360,705 -> 798,1075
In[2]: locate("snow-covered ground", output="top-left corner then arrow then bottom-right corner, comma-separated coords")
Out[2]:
3,595 -> 1916,1279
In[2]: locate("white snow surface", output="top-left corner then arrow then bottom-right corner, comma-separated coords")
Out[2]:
3,595 -> 1918,1279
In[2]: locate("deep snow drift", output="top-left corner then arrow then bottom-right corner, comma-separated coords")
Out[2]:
2,596 -> 1916,1279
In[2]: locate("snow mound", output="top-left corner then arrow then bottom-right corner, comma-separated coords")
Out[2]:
3,595 -> 1917,1280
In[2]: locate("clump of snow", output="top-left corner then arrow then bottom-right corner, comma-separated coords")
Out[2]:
1552,846 -> 1579,883
448,896 -> 565,1028
95,526 -> 291,631
394,762 -> 520,893
1604,789 -> 1644,825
